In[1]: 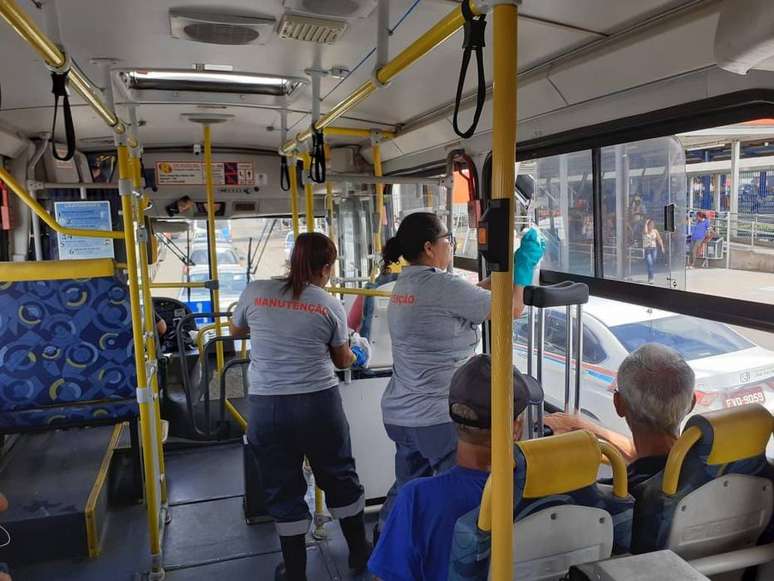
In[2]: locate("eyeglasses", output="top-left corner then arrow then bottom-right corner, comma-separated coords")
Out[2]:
436,232 -> 457,249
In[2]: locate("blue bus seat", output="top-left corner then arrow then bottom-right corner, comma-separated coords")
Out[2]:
449,431 -> 634,581
0,260 -> 138,431
631,404 -> 774,559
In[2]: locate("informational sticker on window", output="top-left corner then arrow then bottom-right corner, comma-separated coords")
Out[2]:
54,201 -> 115,260
155,161 -> 255,186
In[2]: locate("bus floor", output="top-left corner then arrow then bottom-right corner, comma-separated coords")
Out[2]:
13,441 -> 373,580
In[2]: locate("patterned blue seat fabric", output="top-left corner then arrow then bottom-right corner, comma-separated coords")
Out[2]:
448,445 -> 634,581
0,276 -> 138,430
631,414 -> 774,554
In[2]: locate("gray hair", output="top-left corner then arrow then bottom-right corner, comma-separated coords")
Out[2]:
617,343 -> 695,435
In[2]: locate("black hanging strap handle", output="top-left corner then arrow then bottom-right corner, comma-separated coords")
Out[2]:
280,156 -> 291,191
50,66 -> 76,162
452,0 -> 487,140
309,129 -> 326,184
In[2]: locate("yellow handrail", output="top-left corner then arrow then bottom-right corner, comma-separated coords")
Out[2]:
289,156 -> 300,239
0,167 -> 125,239
599,441 -> 629,499
662,426 -> 702,496
196,321 -> 230,354
0,0 -> 136,146
149,281 -> 208,289
202,124 -> 225,374
280,2 -> 482,155
490,4 -> 519,580
302,153 -> 315,233
324,127 -> 396,139
131,154 -> 168,506
326,286 -> 392,298
117,145 -> 163,575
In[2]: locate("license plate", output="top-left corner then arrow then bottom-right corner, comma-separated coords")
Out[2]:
724,386 -> 766,408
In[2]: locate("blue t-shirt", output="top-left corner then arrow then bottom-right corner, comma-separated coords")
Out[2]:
368,466 -> 489,581
691,218 -> 709,241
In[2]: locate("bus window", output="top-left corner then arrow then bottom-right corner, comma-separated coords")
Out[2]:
600,136 -> 688,289
521,151 -> 594,276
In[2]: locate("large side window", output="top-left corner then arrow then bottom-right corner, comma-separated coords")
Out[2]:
520,151 -> 595,276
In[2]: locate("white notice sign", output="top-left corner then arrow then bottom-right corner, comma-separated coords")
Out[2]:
155,161 -> 255,186
54,201 -> 115,260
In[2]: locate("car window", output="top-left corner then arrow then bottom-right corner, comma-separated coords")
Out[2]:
609,316 -> 753,360
513,313 -> 606,364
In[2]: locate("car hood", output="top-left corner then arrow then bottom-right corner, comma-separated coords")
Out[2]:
690,346 -> 774,391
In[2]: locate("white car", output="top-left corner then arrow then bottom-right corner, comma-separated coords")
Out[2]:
514,297 -> 774,439
187,243 -> 241,270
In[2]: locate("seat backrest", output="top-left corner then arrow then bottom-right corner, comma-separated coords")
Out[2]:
0,259 -> 138,431
632,404 -> 774,559
448,431 -> 634,581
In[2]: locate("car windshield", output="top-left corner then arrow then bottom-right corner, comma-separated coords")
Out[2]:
609,316 -> 753,360
189,248 -> 238,265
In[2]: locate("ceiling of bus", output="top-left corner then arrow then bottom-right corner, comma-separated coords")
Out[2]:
0,0 -> 728,155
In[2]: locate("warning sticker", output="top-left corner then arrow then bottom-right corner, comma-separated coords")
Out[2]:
156,161 -> 255,186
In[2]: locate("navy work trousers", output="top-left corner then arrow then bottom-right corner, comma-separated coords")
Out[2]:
247,387 -> 365,537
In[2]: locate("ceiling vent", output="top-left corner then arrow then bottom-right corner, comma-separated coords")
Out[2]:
277,13 -> 348,44
170,8 -> 275,45
282,0 -> 377,19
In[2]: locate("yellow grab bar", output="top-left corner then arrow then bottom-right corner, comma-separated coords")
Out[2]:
0,0 -> 135,144
599,442 -> 629,499
0,167 -> 125,239
149,281 -> 208,289
662,426 -> 702,496
280,2 -> 482,155
489,4 -> 520,579
325,286 -> 391,298
289,156 -> 300,239
324,127 -> 396,139
196,321 -> 230,354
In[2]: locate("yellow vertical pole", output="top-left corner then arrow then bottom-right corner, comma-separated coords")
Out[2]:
117,144 -> 163,576
490,3 -> 518,581
203,125 -> 224,373
130,155 -> 168,504
372,141 -> 385,281
302,153 -> 315,233
289,156 -> 300,239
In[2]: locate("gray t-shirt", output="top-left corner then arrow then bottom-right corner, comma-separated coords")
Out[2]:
381,266 -> 492,427
232,279 -> 348,396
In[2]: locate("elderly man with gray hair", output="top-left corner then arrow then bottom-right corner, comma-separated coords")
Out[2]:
545,343 -> 696,493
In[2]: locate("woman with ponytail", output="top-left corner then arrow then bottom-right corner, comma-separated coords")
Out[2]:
373,211 -> 544,539
230,232 -> 371,581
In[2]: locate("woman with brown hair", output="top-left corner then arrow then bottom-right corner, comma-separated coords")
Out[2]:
230,232 -> 371,581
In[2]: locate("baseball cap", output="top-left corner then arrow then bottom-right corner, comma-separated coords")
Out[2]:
449,354 -> 534,429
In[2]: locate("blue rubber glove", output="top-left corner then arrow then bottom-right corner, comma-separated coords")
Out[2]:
514,227 -> 545,286
352,346 -> 369,368
350,332 -> 371,368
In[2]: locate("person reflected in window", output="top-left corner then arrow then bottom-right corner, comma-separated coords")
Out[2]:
545,343 -> 695,494
643,219 -> 665,283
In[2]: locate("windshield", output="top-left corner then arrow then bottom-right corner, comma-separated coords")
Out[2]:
609,316 -> 753,360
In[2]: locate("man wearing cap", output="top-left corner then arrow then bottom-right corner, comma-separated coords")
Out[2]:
368,354 -> 533,581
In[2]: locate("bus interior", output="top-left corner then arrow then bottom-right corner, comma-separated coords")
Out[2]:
1,0 -> 774,579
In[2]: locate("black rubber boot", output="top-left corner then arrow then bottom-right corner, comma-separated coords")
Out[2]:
339,511 -> 372,573
274,534 -> 307,581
